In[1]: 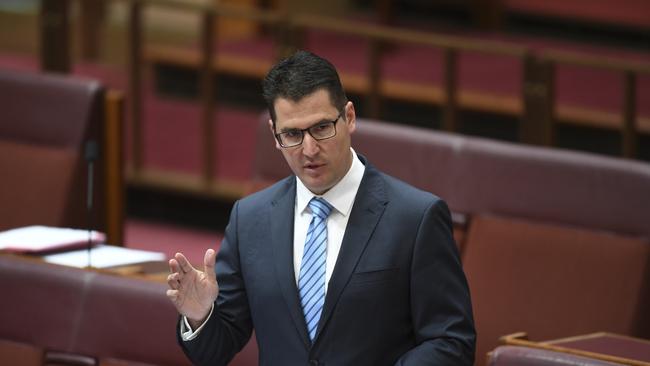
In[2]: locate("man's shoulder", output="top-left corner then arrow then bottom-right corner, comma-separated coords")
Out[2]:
239,176 -> 295,207
369,169 -> 453,225
370,166 -> 441,205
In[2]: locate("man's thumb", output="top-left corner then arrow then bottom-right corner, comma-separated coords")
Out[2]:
204,248 -> 216,279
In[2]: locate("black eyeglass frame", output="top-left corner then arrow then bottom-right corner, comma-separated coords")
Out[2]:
274,113 -> 342,148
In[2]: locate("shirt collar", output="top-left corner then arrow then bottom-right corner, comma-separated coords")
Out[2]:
296,148 -> 365,217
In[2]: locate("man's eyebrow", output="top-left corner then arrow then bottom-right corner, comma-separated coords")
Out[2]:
311,117 -> 337,127
279,126 -> 300,132
279,118 -> 333,132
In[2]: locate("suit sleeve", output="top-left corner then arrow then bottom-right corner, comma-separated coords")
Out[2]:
395,199 -> 476,366
178,200 -> 253,366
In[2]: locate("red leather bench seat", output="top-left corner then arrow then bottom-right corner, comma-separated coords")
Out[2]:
463,215 -> 650,365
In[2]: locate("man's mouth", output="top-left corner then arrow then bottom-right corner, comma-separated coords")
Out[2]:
305,163 -> 325,171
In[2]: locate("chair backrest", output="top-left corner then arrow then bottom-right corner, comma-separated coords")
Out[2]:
0,69 -> 123,244
351,119 -> 650,239
99,358 -> 157,366
447,135 -> 650,240
463,214 -> 650,366
252,114 -> 463,190
253,115 -> 650,239
488,346 -> 624,366
0,339 -> 43,366
0,254 -> 191,366
0,255 -> 94,351
74,270 -> 190,366
99,358 -> 158,366
251,115 -> 469,247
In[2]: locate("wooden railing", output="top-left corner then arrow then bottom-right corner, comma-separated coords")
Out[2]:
35,0 -> 650,201
287,13 -> 529,133
124,0 -> 284,199
104,90 -> 126,245
540,50 -> 650,158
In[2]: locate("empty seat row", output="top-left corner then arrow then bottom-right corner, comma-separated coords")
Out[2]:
0,255 -> 188,366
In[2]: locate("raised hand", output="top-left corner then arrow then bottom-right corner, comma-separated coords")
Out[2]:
166,249 -> 219,328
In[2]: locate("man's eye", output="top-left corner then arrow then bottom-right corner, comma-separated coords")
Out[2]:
313,124 -> 329,132
285,130 -> 302,138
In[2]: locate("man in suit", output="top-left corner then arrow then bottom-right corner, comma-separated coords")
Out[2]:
167,50 -> 475,365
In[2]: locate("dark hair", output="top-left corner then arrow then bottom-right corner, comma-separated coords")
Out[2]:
262,50 -> 348,125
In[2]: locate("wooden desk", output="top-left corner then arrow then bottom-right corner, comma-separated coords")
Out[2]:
545,333 -> 650,364
0,251 -> 169,284
107,260 -> 171,282
502,332 -> 650,366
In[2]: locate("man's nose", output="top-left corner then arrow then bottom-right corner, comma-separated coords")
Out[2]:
302,133 -> 319,156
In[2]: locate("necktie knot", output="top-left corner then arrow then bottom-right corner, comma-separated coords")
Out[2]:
309,197 -> 333,220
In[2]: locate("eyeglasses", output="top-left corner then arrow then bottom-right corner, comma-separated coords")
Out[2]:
275,113 -> 341,148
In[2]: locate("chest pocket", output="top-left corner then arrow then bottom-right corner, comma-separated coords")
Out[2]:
348,268 -> 400,285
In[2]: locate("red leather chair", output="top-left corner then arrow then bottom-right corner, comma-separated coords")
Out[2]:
488,346 -> 624,366
0,339 -> 43,366
0,68 -> 124,244
0,254 -> 190,366
463,215 -> 650,366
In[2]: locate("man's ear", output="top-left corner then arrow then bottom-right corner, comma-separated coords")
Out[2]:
345,101 -> 356,134
268,119 -> 281,150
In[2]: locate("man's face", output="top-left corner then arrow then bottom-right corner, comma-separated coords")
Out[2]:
270,89 -> 356,195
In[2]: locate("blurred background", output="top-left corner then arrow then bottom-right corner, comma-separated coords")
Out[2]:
0,0 -> 648,262
1,1 -> 649,365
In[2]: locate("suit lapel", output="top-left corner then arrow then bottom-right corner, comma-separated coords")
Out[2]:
270,178 -> 311,348
316,164 -> 388,340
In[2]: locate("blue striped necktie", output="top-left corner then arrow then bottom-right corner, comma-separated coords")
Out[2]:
299,197 -> 333,342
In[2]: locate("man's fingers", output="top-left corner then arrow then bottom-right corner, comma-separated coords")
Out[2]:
167,273 -> 181,290
166,288 -> 179,300
174,252 -> 194,274
169,258 -> 180,274
203,249 -> 216,279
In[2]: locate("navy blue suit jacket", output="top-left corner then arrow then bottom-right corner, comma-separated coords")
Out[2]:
179,157 -> 475,365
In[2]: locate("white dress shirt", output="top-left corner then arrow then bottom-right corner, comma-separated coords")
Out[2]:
293,148 -> 365,291
181,149 -> 365,340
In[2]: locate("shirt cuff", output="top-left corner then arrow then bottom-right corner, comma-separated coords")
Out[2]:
180,303 -> 215,341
